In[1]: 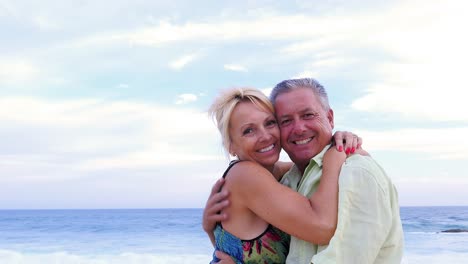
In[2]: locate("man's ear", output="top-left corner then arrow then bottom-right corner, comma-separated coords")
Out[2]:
327,109 -> 334,129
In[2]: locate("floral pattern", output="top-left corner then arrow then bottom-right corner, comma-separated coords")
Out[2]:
212,224 -> 290,264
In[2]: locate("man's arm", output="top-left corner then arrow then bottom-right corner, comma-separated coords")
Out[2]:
202,178 -> 229,246
312,158 -> 394,263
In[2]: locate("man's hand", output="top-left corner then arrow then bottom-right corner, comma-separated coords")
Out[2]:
213,250 -> 236,264
203,178 -> 230,234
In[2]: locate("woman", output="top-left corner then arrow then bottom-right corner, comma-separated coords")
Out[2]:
204,87 -> 364,263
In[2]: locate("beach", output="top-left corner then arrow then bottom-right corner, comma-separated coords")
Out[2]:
0,207 -> 467,263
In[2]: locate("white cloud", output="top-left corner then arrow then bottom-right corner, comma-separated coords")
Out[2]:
351,60 -> 468,121
0,59 -> 39,84
281,40 -> 331,53
292,70 -> 320,79
266,1 -> 468,123
346,0 -> 468,122
0,1 -> 17,18
0,96 -> 220,182
79,151 -> 222,171
116,83 -> 129,89
175,93 -> 198,105
261,87 -> 272,96
357,127 -> 468,160
224,64 -> 248,72
33,15 -> 60,31
169,53 -> 199,70
70,14 -> 361,49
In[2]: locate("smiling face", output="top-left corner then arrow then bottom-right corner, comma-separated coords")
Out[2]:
228,101 -> 281,171
274,87 -> 334,172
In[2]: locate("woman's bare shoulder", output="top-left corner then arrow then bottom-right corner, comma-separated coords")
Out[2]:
225,161 -> 273,185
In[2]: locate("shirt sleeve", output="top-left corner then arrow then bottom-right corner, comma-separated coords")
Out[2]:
311,161 -> 393,264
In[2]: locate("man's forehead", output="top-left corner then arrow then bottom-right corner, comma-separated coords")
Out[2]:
274,89 -> 322,108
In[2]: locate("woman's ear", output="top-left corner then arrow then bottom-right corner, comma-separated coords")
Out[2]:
229,144 -> 237,157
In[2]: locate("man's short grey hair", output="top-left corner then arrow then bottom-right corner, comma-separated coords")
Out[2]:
269,78 -> 330,110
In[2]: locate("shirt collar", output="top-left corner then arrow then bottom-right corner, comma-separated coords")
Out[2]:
285,144 -> 332,179
306,144 -> 331,169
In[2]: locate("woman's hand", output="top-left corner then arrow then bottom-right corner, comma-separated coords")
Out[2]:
323,145 -> 347,169
332,131 -> 362,154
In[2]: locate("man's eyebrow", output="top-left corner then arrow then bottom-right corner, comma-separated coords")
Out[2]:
276,113 -> 290,119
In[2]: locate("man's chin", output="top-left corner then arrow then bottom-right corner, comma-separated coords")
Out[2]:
292,150 -> 316,161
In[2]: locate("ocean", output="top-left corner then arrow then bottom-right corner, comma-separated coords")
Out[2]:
0,207 -> 467,264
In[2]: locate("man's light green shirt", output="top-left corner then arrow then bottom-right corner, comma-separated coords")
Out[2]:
281,146 -> 404,264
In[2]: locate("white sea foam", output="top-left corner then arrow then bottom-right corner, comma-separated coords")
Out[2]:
0,250 -> 212,264
402,252 -> 468,264
3,249 -> 468,264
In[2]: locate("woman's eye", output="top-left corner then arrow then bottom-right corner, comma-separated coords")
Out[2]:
266,120 -> 277,127
243,128 -> 253,135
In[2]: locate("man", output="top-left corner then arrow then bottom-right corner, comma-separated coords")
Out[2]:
271,78 -> 403,263
206,78 -> 404,263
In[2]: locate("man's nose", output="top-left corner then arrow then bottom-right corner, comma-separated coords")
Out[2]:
292,120 -> 306,135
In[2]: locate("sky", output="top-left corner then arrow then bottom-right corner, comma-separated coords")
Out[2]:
0,0 -> 467,209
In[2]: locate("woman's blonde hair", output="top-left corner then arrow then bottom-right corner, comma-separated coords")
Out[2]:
208,87 -> 274,158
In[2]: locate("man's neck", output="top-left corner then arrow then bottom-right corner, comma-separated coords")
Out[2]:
295,144 -> 331,176
297,164 -> 307,176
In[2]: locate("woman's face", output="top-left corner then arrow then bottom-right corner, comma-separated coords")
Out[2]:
228,101 -> 281,168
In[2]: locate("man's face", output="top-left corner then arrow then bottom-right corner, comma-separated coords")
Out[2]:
274,87 -> 334,171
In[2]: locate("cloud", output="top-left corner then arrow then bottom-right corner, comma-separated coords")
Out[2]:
116,83 -> 129,89
351,66 -> 468,123
292,70 -> 320,79
69,13 -> 360,49
260,87 -> 272,96
224,64 -> 248,72
0,1 -> 17,18
169,53 -> 199,70
0,96 -> 221,183
32,15 -> 60,31
0,59 -> 39,84
345,0 -> 468,122
175,93 -> 198,105
357,127 -> 468,160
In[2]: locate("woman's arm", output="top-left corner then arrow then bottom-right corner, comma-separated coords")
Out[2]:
230,149 -> 346,245
306,147 -> 347,240
203,131 -> 362,238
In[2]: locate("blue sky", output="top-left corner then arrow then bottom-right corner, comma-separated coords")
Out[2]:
1,0 -> 467,209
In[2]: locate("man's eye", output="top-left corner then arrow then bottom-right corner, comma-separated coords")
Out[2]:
304,113 -> 315,119
280,119 -> 291,126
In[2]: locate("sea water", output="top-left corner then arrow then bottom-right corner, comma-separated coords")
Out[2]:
0,207 -> 467,263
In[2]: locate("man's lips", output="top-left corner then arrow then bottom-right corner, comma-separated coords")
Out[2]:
292,137 -> 313,145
